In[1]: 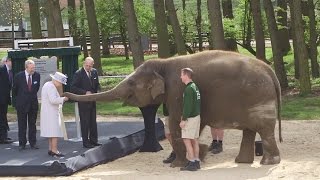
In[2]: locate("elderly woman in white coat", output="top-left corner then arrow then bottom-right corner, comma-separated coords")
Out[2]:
40,72 -> 68,157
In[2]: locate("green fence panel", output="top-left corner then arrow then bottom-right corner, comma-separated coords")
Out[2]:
7,46 -> 80,92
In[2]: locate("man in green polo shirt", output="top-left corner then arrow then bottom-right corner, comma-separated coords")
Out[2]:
179,68 -> 201,171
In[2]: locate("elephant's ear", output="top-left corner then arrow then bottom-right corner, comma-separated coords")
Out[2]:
150,71 -> 165,99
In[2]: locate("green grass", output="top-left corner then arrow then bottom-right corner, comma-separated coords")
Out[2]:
282,96 -> 320,120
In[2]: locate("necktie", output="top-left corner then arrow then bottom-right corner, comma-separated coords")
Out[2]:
28,74 -> 32,92
88,71 -> 92,84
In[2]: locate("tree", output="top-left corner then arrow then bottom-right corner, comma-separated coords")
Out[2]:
79,0 -> 88,58
196,0 -> 203,52
207,0 -> 226,50
123,0 -> 144,69
0,0 -> 23,48
276,0 -> 291,55
264,0 -> 288,88
166,0 -> 187,55
68,0 -> 80,46
290,0 -> 311,94
288,1 -> 299,79
84,0 -> 103,74
307,0 -> 319,78
222,0 -> 238,51
101,27 -> 111,57
46,0 -> 65,47
250,0 -> 266,61
154,0 -> 170,58
28,0 -> 42,40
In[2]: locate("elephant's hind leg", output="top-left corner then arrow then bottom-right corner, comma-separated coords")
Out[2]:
235,129 -> 256,163
258,131 -> 280,165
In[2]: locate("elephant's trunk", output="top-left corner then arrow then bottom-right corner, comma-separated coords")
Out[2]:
63,87 -> 125,102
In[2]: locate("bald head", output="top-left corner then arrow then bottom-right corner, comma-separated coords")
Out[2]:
83,57 -> 94,72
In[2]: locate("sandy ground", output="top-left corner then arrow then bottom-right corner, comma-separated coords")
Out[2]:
3,119 -> 320,180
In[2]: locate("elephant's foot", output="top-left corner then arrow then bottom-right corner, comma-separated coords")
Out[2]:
260,155 -> 281,165
235,154 -> 254,163
139,137 -> 163,152
170,157 -> 188,168
199,143 -> 208,162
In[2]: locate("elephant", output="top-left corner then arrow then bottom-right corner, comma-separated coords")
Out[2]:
64,50 -> 282,166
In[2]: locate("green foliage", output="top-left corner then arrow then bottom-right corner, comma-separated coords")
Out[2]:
0,0 -> 23,25
95,0 -> 155,36
223,18 -> 238,39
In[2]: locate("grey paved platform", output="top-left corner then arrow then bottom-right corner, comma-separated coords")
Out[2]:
0,120 -> 145,166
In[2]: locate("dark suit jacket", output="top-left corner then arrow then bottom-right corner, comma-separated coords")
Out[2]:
12,71 -> 40,112
0,65 -> 12,105
70,68 -> 100,108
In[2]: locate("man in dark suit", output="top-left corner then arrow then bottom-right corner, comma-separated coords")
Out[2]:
12,59 -> 40,150
71,57 -> 101,148
0,57 -> 14,144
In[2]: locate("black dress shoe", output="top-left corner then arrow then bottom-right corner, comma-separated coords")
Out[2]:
30,144 -> 39,149
19,145 -> 26,151
51,151 -> 65,157
91,142 -> 102,146
0,139 -> 13,144
83,143 -> 95,148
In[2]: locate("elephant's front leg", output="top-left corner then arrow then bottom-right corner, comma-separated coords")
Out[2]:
169,119 -> 188,167
235,129 -> 256,163
139,104 -> 163,152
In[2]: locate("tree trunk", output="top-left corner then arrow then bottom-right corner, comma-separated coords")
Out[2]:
245,2 -> 252,48
46,0 -> 65,47
120,22 -> 129,60
123,0 -> 144,69
182,0 -> 188,39
84,0 -> 103,75
290,0 -> 311,94
222,0 -> 237,51
288,1 -> 299,79
307,0 -> 319,78
277,0 -> 291,55
79,0 -> 88,58
28,0 -> 42,48
165,0 -> 187,55
154,0 -> 170,58
101,27 -> 110,57
264,0 -> 288,88
207,0 -> 226,50
68,0 -> 80,46
250,0 -> 266,61
196,0 -> 203,52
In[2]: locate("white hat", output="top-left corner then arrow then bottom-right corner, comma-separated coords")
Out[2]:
50,72 -> 68,85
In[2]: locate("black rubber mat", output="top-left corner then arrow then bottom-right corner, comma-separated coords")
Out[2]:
0,119 -> 164,176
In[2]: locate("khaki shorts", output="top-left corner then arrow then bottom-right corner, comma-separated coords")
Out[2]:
181,115 -> 200,139
163,116 -> 170,134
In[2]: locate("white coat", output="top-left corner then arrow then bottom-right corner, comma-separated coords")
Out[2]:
40,81 -> 65,137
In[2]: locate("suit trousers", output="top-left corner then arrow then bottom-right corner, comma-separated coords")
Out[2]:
0,104 -> 8,140
79,104 -> 98,144
17,106 -> 38,146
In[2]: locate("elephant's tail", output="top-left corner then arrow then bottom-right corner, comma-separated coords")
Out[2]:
270,68 -> 283,143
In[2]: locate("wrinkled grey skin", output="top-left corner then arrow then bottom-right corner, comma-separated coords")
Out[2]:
64,50 -> 282,166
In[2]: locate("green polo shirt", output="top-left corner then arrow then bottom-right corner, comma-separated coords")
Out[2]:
182,82 -> 201,120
